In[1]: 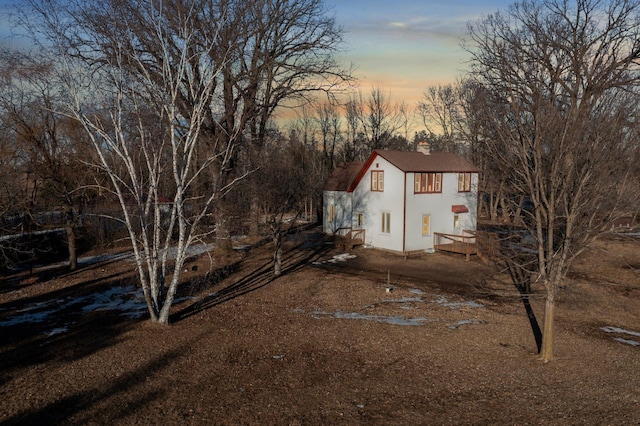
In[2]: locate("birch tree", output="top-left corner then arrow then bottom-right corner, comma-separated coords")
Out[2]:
467,0 -> 640,360
35,0 -> 244,324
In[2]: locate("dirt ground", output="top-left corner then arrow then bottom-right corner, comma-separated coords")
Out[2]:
1,228 -> 639,425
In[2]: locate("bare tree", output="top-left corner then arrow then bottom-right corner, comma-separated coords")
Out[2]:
417,84 -> 460,152
220,0 -> 353,241
0,50 -> 93,270
456,79 -> 515,222
257,136 -> 323,276
31,0 -> 246,324
362,87 -> 405,150
467,0 -> 640,361
342,88 -> 407,160
314,99 -> 342,170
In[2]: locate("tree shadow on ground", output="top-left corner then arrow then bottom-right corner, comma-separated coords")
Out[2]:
0,253 -> 131,295
0,258 -> 141,374
1,327 -> 211,425
173,233 -> 334,322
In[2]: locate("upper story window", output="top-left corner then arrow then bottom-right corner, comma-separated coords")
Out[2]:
414,172 -> 442,193
371,170 -> 384,192
458,172 -> 472,192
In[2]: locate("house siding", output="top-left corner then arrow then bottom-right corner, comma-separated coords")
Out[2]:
404,172 -> 478,252
323,150 -> 480,255
351,156 -> 405,252
323,190 -> 352,234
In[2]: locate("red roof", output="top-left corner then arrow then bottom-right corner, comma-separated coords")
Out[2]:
326,150 -> 480,192
451,205 -> 469,213
373,150 -> 480,173
324,162 -> 364,191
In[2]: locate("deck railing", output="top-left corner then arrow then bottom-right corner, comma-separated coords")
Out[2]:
334,227 -> 365,251
433,232 -> 477,261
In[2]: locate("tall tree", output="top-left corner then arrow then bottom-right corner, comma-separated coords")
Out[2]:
417,84 -> 460,152
0,50 -> 92,270
234,0 -> 353,238
315,99 -> 342,170
28,0 -> 246,324
257,134 -> 323,276
26,0 -> 352,250
467,0 -> 640,361
343,87 -> 407,160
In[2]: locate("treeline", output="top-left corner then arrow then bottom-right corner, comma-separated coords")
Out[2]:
1,0 -> 639,345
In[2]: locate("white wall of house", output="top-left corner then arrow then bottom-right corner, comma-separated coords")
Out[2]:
324,155 -> 479,255
323,190 -> 353,234
351,156 -> 406,252
403,172 -> 479,252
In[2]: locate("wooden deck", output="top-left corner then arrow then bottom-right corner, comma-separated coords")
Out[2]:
334,227 -> 365,251
433,232 -> 478,261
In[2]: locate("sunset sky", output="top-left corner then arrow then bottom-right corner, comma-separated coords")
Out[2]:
329,0 -> 513,105
0,0 -> 514,106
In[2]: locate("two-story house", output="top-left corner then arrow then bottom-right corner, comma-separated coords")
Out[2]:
323,144 -> 480,254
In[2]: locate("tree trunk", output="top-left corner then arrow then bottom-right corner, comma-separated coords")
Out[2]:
64,207 -> 77,271
215,209 -> 233,254
273,230 -> 282,276
539,288 -> 556,362
248,196 -> 260,237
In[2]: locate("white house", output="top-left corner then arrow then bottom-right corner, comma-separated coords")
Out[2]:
323,145 -> 480,255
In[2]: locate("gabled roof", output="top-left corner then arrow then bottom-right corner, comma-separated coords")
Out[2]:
324,161 -> 364,191
372,150 -> 481,173
327,150 -> 480,192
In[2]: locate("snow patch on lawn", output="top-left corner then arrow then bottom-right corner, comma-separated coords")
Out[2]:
434,295 -> 484,309
311,309 -> 431,326
449,319 -> 481,329
601,326 -> 640,347
0,285 -> 149,329
312,253 -> 357,265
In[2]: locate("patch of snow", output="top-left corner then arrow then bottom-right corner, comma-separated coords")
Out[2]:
613,337 -> 640,347
311,309 -> 430,326
601,326 -> 640,346
45,327 -> 69,336
312,253 -> 356,265
138,243 -> 214,263
601,326 -> 640,337
433,295 -> 484,309
1,308 -> 59,326
383,297 -> 423,304
0,228 -> 65,243
448,319 -> 481,330
409,288 -> 426,295
0,284 -> 149,330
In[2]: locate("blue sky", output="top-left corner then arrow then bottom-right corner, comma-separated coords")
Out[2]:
329,0 -> 513,103
0,0 -> 513,104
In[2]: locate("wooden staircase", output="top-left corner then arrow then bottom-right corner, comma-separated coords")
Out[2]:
334,227 -> 365,251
